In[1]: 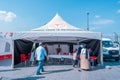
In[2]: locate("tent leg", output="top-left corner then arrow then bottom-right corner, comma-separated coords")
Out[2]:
11,40 -> 14,68
100,36 -> 103,66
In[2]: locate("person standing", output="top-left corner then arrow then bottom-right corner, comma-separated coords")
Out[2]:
56,44 -> 62,55
72,49 -> 77,67
35,43 -> 47,75
77,44 -> 83,56
76,44 -> 83,67
80,44 -> 90,70
44,43 -> 49,55
44,43 -> 48,64
30,49 -> 35,66
30,43 -> 36,66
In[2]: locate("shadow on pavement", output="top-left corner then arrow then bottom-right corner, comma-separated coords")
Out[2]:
90,66 -> 105,71
12,76 -> 45,80
104,60 -> 120,66
0,68 -> 20,72
44,68 -> 73,74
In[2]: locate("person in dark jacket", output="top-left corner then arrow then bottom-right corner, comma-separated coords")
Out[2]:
76,44 -> 83,67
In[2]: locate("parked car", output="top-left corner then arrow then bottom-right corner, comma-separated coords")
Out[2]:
102,38 -> 120,61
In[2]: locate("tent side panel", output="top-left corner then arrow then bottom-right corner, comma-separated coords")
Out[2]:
14,39 -> 33,65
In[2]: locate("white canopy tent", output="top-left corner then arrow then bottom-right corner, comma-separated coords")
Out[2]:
12,14 -> 102,67
13,14 -> 101,41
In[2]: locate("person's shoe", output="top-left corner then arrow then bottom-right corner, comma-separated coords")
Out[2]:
41,69 -> 45,72
73,65 -> 75,67
78,70 -> 81,72
83,69 -> 90,71
36,73 -> 42,75
42,70 -> 45,72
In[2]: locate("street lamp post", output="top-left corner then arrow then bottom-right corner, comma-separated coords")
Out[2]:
114,32 -> 118,42
87,12 -> 90,31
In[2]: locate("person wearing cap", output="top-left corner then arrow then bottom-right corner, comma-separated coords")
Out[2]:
35,43 -> 47,75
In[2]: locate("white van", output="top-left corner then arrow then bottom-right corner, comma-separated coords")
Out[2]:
102,38 -> 119,61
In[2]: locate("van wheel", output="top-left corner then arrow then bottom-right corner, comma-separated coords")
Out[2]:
115,59 -> 119,61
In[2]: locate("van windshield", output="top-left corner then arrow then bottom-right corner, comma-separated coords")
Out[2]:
102,41 -> 113,47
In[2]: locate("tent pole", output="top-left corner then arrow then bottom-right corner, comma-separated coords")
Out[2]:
11,40 -> 14,68
100,33 -> 103,66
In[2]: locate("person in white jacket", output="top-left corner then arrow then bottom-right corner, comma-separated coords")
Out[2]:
35,43 -> 47,75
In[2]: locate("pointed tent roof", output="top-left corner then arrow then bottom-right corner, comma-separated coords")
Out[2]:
32,14 -> 83,31
13,13 -> 101,40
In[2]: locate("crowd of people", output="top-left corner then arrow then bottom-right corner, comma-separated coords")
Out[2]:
29,42 -> 97,75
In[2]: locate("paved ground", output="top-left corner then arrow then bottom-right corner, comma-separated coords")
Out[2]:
0,59 -> 120,80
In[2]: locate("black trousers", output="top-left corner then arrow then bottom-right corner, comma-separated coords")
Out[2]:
73,60 -> 78,67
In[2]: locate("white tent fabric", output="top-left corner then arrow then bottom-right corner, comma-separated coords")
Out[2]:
32,14 -> 83,31
13,30 -> 101,42
13,14 -> 101,41
0,36 -> 12,55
